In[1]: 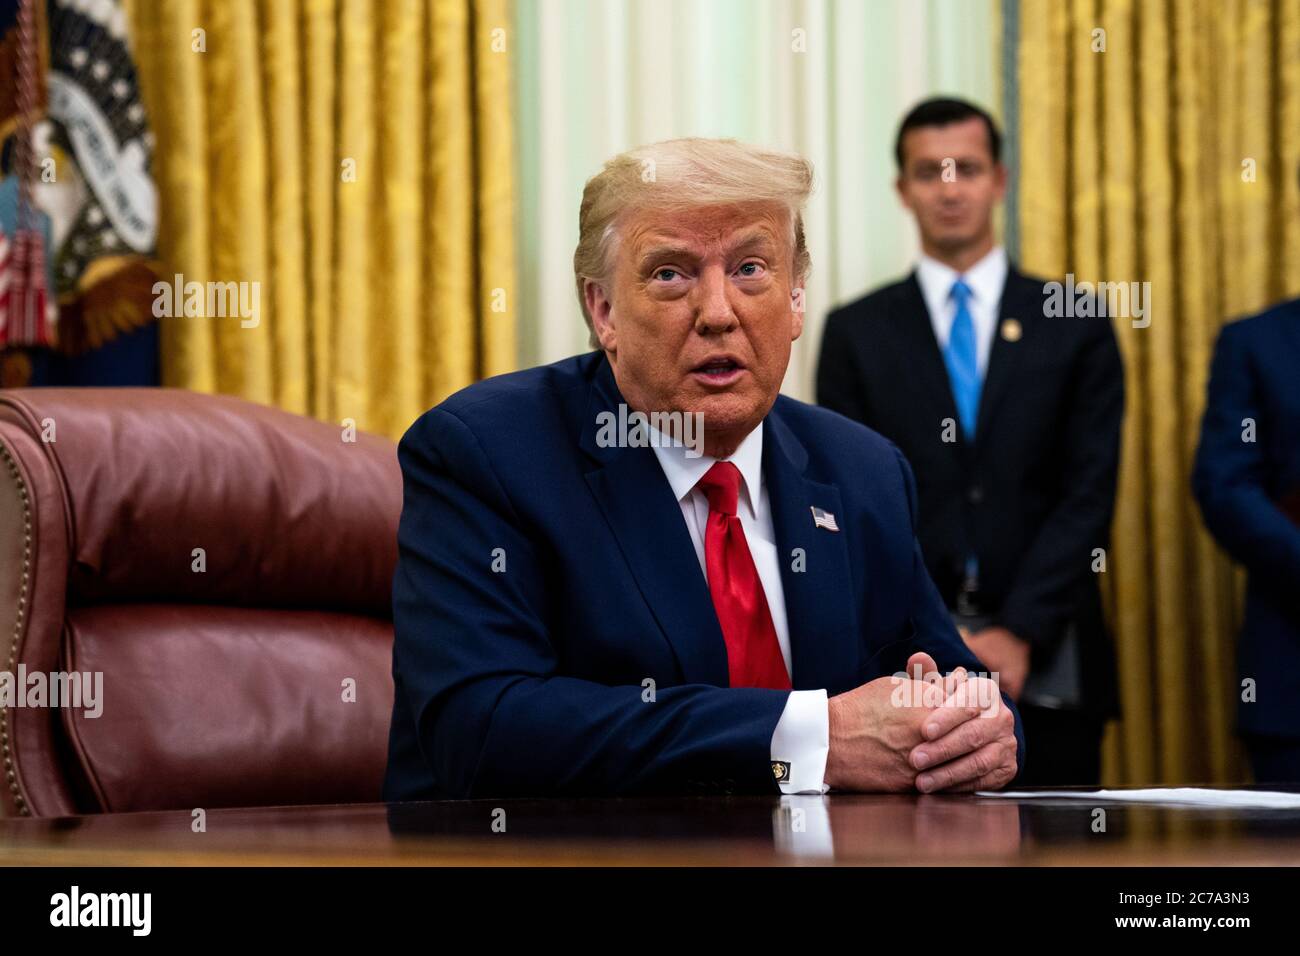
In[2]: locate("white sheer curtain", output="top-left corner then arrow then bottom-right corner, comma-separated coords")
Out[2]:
513,0 -> 999,400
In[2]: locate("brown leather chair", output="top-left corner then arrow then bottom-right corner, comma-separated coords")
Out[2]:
0,388 -> 400,816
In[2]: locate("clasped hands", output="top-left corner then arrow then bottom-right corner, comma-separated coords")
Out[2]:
824,651 -> 1018,793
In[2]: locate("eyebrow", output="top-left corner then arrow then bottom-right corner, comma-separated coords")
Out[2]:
729,231 -> 780,255
636,231 -> 780,269
638,244 -> 697,269
912,154 -> 986,167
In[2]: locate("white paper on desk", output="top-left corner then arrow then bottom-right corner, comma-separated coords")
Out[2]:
975,787 -> 1300,809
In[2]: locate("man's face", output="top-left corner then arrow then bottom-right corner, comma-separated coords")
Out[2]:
585,201 -> 803,456
896,117 -> 1006,254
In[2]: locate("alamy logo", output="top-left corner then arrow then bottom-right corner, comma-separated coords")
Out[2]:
889,668 -> 1002,715
1043,273 -> 1151,328
595,404 -> 705,458
0,667 -> 102,719
152,273 -> 260,328
50,886 -> 151,936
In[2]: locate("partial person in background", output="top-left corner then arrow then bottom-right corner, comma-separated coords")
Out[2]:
1193,295 -> 1300,783
816,98 -> 1124,786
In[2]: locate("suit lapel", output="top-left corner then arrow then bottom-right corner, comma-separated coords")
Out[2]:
577,356 -> 859,692
579,358 -> 730,686
975,267 -> 1037,447
893,273 -> 973,461
763,409 -> 859,692
894,273 -> 963,431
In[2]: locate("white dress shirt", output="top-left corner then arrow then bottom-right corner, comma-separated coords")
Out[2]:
649,422 -> 831,795
915,244 -> 1008,377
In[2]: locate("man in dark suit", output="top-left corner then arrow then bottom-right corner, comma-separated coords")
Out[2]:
385,138 -> 1022,800
1193,299 -> 1300,783
817,99 -> 1123,786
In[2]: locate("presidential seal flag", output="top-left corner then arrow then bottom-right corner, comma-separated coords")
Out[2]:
0,0 -> 159,386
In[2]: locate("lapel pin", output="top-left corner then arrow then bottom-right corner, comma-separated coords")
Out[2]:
811,506 -> 839,532
1001,318 -> 1023,342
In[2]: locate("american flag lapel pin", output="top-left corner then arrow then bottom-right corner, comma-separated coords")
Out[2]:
811,505 -> 839,532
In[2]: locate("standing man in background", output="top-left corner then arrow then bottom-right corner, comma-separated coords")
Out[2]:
1193,295 -> 1300,783
816,98 -> 1124,786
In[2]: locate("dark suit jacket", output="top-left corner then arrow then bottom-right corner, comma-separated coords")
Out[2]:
816,265 -> 1124,717
1193,299 -> 1300,738
384,350 -> 1025,799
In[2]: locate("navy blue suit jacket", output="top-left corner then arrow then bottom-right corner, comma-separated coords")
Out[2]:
1193,300 -> 1300,738
384,351 -> 1025,799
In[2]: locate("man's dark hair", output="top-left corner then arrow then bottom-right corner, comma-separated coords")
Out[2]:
894,97 -> 1002,170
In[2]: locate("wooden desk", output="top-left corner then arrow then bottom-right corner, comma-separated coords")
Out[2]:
2,790 -> 1300,865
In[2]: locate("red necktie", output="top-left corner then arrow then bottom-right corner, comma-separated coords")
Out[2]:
695,461 -> 792,690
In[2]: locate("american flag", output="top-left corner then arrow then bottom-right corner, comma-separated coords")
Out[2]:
811,505 -> 839,532
0,229 -> 50,348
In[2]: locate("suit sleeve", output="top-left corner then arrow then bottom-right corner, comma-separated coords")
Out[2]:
996,316 -> 1125,651
391,407 -> 790,798
893,444 -> 1027,780
1192,322 -> 1300,589
816,309 -> 871,422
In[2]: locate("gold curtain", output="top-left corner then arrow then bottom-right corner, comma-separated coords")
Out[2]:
1016,0 -> 1300,784
125,0 -> 516,440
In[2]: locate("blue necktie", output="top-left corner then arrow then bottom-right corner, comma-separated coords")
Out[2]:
942,278 -> 981,443
943,278 -> 982,598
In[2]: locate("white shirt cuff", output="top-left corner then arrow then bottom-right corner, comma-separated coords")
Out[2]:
770,689 -> 830,794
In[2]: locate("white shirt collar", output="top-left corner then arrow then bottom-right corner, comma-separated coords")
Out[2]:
916,245 -> 1008,314
649,420 -> 764,521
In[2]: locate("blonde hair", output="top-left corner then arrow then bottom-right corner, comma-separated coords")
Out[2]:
573,138 -> 814,348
